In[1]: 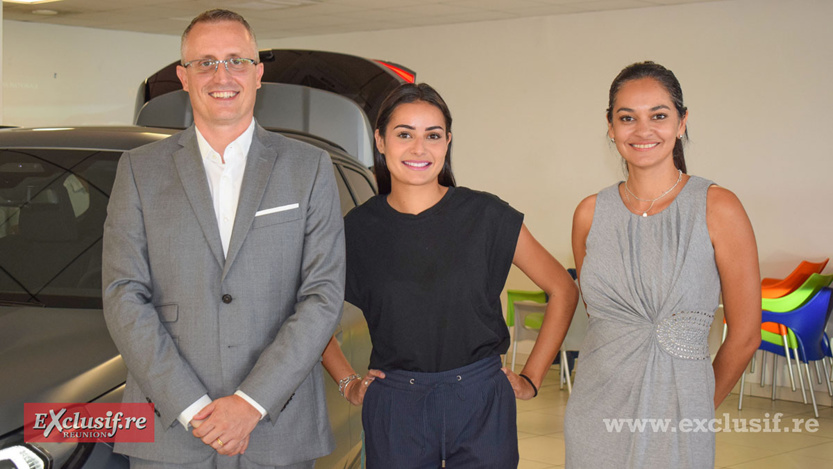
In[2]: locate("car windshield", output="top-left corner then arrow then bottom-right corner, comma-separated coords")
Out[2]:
0,149 -> 120,309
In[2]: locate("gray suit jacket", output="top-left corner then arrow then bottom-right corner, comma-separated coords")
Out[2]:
102,124 -> 345,465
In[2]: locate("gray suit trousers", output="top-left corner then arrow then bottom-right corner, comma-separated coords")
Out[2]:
130,454 -> 315,469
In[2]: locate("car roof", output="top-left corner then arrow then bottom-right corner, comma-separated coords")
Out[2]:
136,49 -> 415,168
138,49 -> 414,128
0,125 -> 369,172
0,126 -> 178,151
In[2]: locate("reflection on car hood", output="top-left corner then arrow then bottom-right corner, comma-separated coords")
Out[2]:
0,305 -> 126,436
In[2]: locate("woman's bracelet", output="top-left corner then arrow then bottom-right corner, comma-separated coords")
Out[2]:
519,373 -> 538,398
338,373 -> 361,398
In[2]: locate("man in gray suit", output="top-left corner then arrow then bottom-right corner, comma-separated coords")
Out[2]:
102,9 -> 344,468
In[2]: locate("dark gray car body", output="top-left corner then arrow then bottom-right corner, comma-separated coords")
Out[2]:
0,126 -> 374,468
1,49 -> 412,469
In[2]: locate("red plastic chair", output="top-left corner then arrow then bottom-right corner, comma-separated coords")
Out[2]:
761,258 -> 829,298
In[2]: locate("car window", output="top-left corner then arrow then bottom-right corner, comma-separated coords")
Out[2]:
333,164 -> 356,216
0,149 -> 120,308
341,166 -> 376,205
0,148 -> 368,309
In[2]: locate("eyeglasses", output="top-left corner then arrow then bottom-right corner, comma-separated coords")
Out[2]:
181,58 -> 258,74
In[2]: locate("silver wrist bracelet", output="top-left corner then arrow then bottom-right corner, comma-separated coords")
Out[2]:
338,373 -> 361,398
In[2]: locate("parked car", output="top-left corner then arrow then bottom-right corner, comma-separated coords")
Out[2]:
0,125 -> 375,468
0,49 -> 414,469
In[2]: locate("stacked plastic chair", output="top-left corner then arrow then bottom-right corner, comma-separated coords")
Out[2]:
742,288 -> 833,417
727,259 -> 829,346
738,262 -> 830,392
737,259 -> 833,417
757,274 -> 833,395
761,258 -> 828,298
768,259 -> 833,381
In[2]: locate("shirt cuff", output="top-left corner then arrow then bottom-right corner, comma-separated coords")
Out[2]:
235,390 -> 267,420
178,395 -> 212,430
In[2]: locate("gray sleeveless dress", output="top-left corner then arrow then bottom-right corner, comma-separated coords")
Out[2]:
564,176 -> 720,469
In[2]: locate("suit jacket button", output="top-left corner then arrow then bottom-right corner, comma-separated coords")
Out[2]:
222,294 -> 233,304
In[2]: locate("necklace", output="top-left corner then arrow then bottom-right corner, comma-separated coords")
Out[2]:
625,169 -> 683,217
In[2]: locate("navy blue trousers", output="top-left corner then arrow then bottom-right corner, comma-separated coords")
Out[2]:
362,356 -> 519,468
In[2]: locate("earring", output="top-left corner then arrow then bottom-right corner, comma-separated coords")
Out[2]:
609,137 -> 615,143
677,135 -> 682,139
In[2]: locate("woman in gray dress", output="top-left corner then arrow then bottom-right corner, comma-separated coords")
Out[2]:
565,62 -> 761,468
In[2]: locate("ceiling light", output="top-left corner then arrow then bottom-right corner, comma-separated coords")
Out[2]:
4,0 -> 62,4
263,0 -> 318,5
32,9 -> 59,15
236,0 -> 318,10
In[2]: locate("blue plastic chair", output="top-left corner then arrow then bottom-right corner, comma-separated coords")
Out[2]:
740,288 -> 833,417
745,273 -> 833,397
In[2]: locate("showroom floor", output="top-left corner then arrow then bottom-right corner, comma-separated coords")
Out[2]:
516,370 -> 833,468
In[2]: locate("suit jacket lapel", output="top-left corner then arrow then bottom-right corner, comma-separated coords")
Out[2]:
172,128 -> 225,269
222,125 -> 278,281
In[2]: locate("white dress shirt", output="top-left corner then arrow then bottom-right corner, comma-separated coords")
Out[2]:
176,120 -> 267,429
197,120 -> 252,257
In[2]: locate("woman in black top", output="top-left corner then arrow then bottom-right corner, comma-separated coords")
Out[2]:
322,83 -> 578,468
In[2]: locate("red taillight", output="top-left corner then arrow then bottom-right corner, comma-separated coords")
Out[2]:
374,60 -> 416,83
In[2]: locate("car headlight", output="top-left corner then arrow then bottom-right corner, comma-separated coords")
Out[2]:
0,443 -> 50,469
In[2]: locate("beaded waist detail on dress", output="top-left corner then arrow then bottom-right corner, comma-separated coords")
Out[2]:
655,311 -> 713,360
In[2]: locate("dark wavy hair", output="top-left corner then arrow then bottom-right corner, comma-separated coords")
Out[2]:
373,83 -> 456,194
606,61 -> 689,174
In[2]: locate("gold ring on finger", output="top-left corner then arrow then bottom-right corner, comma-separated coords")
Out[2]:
216,438 -> 223,447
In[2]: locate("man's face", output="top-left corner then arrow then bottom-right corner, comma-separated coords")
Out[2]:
176,21 -> 263,134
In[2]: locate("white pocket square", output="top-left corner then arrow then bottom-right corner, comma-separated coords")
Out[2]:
255,203 -> 299,217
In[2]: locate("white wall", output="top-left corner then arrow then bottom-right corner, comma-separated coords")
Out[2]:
261,0 -> 833,287
2,21 -> 179,126
2,0 -> 830,280
2,0 -> 829,398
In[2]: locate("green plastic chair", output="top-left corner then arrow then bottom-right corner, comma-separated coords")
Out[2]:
505,289 -> 547,327
504,270 -> 578,369
761,273 -> 833,312
503,290 -> 547,369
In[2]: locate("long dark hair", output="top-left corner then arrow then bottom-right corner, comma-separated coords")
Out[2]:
373,83 -> 456,194
606,61 -> 688,173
